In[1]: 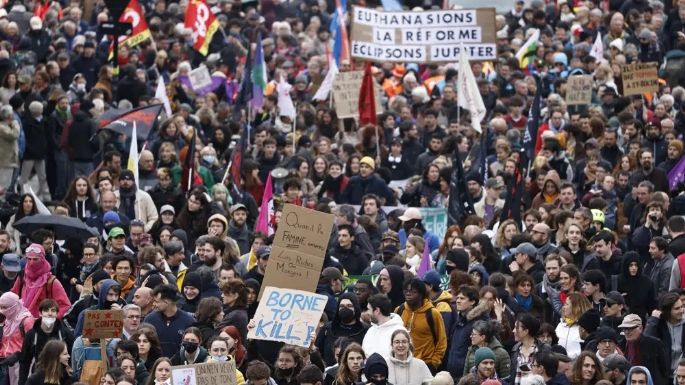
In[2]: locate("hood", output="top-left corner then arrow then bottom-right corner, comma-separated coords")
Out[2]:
364,353 -> 389,379
488,337 -> 504,350
468,264 -> 490,286
627,366 -> 654,385
383,265 -> 406,308
335,292 -> 362,323
388,351 -> 414,365
172,229 -> 189,249
434,290 -> 452,304
97,279 -> 121,309
376,313 -> 404,329
543,170 -> 561,192
208,213 -> 229,238
621,251 -> 642,278
467,300 -> 491,321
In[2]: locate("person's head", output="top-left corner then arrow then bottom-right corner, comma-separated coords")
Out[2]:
202,236 -> 225,267
559,264 -> 581,292
340,343 -> 365,375
337,224 -> 354,249
297,364 -> 324,385
115,339 -> 139,362
649,236 -> 669,260
246,360 -> 272,385
390,329 -> 413,358
659,292 -> 685,324
403,278 -> 428,308
133,287 -> 153,310
581,270 -> 606,298
180,327 -> 203,355
455,285 -> 479,312
514,313 -> 540,342
353,279 -> 375,306
131,327 -> 161,358
220,278 -> 248,308
533,350 -> 558,378
207,336 -> 231,361
277,345 -> 303,372
367,294 -> 392,324
111,255 -> 133,283
474,347 -> 496,379
544,254 -> 562,281
618,314 -> 643,342
38,299 -> 58,325
123,304 -> 141,332
595,326 -> 619,358
471,320 -> 496,348
676,358 -> 685,385
628,367 -> 650,385
603,291 -> 626,318
570,351 -> 602,385
562,292 -> 592,321
149,357 -> 172,383
151,284 -> 180,313
36,340 -> 69,383
196,297 -> 223,324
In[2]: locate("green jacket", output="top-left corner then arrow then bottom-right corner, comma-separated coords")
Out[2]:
463,338 -> 511,380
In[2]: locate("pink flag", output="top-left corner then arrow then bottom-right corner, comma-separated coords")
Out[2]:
255,173 -> 274,235
416,241 -> 432,278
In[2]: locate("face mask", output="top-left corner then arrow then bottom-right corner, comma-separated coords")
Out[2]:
446,265 -> 456,275
182,341 -> 199,354
76,83 -> 86,91
369,379 -> 388,385
103,300 -> 116,309
42,316 -> 56,328
211,355 -> 228,362
202,155 -> 216,164
338,307 -> 355,323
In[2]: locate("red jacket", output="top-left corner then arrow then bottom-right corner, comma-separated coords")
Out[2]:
11,274 -> 71,319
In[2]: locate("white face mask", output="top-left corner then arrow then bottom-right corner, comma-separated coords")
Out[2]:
42,316 -> 56,328
211,355 -> 228,362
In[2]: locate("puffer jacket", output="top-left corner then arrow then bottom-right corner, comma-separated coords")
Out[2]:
386,352 -> 434,385
555,321 -> 582,359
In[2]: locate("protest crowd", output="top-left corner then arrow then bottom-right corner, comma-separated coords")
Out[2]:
4,0 -> 685,384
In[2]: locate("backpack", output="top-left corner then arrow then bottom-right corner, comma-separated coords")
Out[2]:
16,274 -> 56,301
397,303 -> 438,344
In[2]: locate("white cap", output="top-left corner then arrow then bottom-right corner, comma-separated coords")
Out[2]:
29,16 -> 42,30
609,39 -> 623,52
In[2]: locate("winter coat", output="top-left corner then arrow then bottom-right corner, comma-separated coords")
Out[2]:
330,244 -> 368,275
0,119 -> 19,168
644,315 -> 685,374
463,338 -> 512,380
26,368 -> 76,385
0,313 -> 33,358
340,174 -> 396,205
445,302 -> 489,377
316,293 -> 369,366
615,252 -> 656,318
386,352 -> 434,385
19,317 -> 75,384
361,313 -> 407,358
170,346 -> 209,366
643,253 -> 674,298
555,321 -> 582,359
621,336 -> 669,385
114,188 -> 159,231
227,222 -> 251,255
66,111 -> 98,162
21,114 -> 49,160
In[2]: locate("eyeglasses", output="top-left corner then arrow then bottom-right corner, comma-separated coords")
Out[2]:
126,315 -> 141,320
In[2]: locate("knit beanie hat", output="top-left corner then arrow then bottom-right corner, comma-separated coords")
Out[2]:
475,347 -> 496,368
578,308 -> 601,333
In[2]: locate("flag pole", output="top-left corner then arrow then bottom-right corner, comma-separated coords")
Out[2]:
292,120 -> 296,154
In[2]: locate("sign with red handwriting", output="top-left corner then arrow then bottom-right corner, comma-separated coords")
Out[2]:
83,310 -> 124,339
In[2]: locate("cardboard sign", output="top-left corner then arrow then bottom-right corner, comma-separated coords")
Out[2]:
622,62 -> 658,96
189,65 -> 212,90
171,361 -> 236,385
248,286 -> 328,346
260,204 -> 334,297
565,75 -> 593,105
82,310 -> 124,339
350,7 -> 497,63
332,71 -> 383,119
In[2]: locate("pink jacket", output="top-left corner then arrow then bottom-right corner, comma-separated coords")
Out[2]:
11,275 -> 71,319
0,316 -> 34,357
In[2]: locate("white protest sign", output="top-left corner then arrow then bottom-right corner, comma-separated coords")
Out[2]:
350,7 -> 497,63
248,286 -> 328,347
565,75 -> 593,105
188,65 -> 212,90
332,71 -> 383,119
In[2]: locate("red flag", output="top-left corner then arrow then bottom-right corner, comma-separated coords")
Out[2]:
358,62 -> 377,126
107,0 -> 151,59
185,0 -> 220,56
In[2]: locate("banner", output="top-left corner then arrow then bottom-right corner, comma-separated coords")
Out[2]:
352,205 -> 447,239
189,65 -> 213,90
332,71 -> 382,119
248,286 -> 328,346
260,204 -> 335,297
82,310 -> 124,339
100,104 -> 163,139
350,7 -> 496,63
565,75 -> 593,105
171,361 -> 236,385
185,0 -> 220,56
622,62 -> 658,96
108,0 -> 151,59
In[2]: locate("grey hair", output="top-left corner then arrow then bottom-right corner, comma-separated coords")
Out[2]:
123,304 -> 141,313
0,105 -> 13,120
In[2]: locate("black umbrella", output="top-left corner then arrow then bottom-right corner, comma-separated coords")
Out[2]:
99,104 -> 163,140
14,214 -> 99,240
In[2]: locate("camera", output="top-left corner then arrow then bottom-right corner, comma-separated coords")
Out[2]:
649,214 -> 658,222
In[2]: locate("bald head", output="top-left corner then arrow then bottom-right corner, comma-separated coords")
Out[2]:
490,117 -> 508,134
139,150 -> 155,171
100,190 -> 118,211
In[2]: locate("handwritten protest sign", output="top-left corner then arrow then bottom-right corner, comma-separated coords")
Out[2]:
350,7 -> 496,63
622,62 -> 658,96
82,310 -> 124,339
565,75 -> 593,105
171,361 -> 236,385
189,65 -> 212,90
260,204 -> 334,297
332,71 -> 383,119
249,286 -> 328,347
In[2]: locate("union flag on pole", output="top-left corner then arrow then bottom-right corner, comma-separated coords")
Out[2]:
107,0 -> 151,59
185,0 -> 220,56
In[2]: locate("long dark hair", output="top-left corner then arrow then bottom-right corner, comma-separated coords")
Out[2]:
15,193 -> 38,220
196,297 -> 223,324
63,176 -> 95,203
36,340 -> 71,384
335,343 -> 365,385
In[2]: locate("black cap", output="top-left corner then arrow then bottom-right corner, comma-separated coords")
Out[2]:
90,269 -> 111,286
120,169 -> 135,181
595,326 -> 619,344
577,309 -> 601,333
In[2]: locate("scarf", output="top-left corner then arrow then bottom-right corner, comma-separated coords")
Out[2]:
119,185 -> 137,220
0,292 -> 32,338
514,293 -> 533,311
625,339 -> 640,365
22,258 -> 52,311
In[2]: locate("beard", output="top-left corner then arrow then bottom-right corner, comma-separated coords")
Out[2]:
204,254 -> 218,267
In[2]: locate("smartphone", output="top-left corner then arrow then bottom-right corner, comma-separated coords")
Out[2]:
519,364 -> 531,372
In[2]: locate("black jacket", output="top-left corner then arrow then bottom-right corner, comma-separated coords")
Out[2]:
316,292 -> 369,366
644,315 -> 685,376
330,244 -> 368,276
620,334 -> 669,385
21,114 -> 50,160
19,318 -> 75,385
67,111 -> 98,162
670,234 -> 685,258
615,252 -> 656,320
